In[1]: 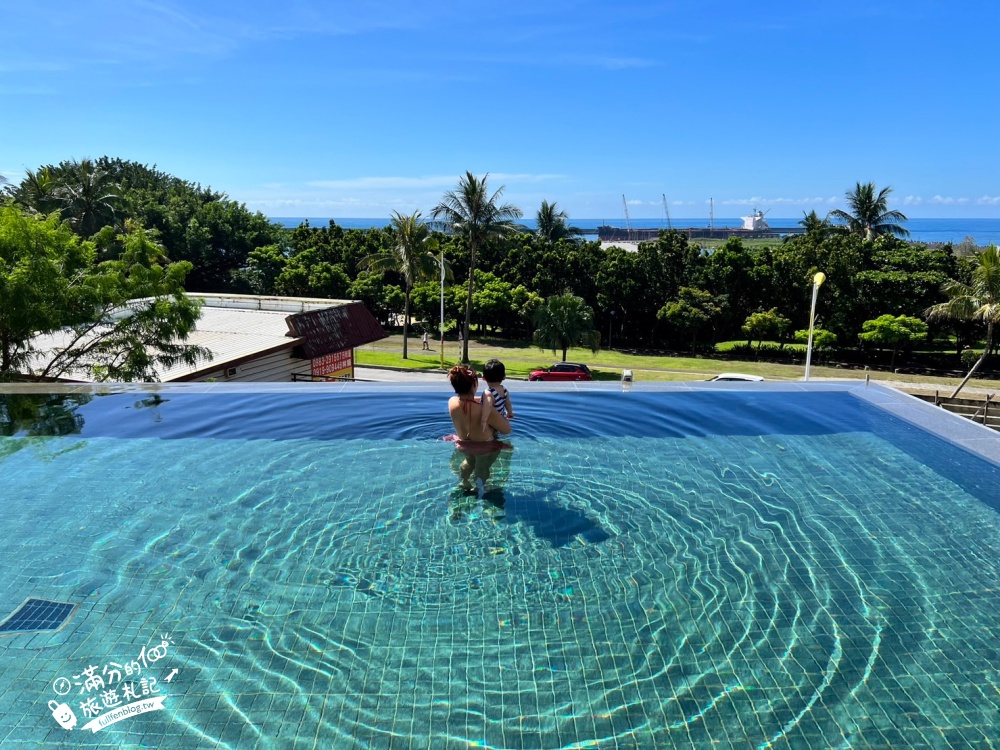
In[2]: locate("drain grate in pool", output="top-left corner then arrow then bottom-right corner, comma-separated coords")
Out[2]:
0,598 -> 78,635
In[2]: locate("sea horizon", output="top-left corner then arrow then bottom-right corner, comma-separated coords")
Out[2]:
270,216 -> 1000,246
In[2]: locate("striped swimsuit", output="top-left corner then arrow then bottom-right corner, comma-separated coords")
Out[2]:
487,385 -> 508,417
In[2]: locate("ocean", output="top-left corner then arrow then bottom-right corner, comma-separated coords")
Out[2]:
271,217 -> 1000,246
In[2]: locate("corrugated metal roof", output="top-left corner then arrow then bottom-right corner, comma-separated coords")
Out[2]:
24,295 -> 385,383
158,307 -> 300,381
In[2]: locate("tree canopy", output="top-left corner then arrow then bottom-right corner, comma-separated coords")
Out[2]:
359,210 -> 440,359
532,293 -> 600,362
9,157 -> 282,292
0,205 -> 205,381
5,161 -> 985,379
858,314 -> 928,369
925,245 -> 1000,395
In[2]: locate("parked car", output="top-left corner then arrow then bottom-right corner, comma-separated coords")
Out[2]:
529,363 -> 593,382
706,373 -> 765,382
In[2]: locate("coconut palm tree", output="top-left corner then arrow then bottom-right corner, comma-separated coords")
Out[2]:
786,209 -> 834,243
536,200 -> 583,242
925,244 -> 1000,397
359,210 -> 440,359
16,167 -> 61,215
431,172 -> 522,362
54,159 -> 122,237
828,181 -> 909,240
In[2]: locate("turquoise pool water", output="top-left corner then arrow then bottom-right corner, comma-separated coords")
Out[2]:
0,384 -> 998,748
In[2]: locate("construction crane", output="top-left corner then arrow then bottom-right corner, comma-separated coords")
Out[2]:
662,194 -> 672,230
622,194 -> 632,241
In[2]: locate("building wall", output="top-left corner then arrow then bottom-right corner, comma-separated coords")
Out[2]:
190,349 -> 311,383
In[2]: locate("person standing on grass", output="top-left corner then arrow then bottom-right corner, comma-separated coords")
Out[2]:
422,331 -> 430,350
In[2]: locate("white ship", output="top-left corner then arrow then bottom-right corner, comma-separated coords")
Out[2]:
741,209 -> 769,231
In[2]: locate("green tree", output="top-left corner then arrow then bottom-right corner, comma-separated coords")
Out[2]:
14,167 -> 61,215
0,206 -> 206,381
925,245 -> 1000,396
657,287 -> 725,350
792,209 -> 836,241
53,159 -> 123,237
858,314 -> 928,369
512,285 -> 544,336
702,239 -> 773,339
828,182 -> 909,240
742,308 -> 792,350
237,244 -> 287,294
471,270 -> 517,334
794,328 -> 838,350
90,158 -> 283,292
349,272 -> 393,327
535,200 -> 583,242
431,172 -> 523,362
532,292 -> 600,362
359,211 -> 440,359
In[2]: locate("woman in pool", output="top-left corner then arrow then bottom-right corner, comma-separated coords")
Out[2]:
447,365 -> 511,490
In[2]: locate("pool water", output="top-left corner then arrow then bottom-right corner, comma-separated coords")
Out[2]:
0,384 -> 998,748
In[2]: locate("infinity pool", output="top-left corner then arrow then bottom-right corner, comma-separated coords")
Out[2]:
0,383 -> 998,748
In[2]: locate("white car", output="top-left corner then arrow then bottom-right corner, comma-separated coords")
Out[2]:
706,373 -> 765,382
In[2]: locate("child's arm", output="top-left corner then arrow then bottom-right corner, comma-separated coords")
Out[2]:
505,387 -> 514,419
480,389 -> 494,431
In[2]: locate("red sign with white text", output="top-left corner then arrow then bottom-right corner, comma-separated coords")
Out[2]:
311,349 -> 353,379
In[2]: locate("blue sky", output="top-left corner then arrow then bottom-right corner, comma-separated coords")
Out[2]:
3,0 -> 999,220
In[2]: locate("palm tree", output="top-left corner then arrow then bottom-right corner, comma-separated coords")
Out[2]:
16,167 -> 60,215
828,181 -> 909,240
536,200 -> 583,242
786,209 -> 833,243
55,159 -> 122,237
925,245 -> 1000,397
359,210 -> 440,359
431,172 -> 522,362
532,292 -> 601,361
802,209 -> 835,235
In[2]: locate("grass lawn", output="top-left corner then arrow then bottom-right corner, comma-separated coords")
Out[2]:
356,334 -> 1000,392
695,238 -> 780,251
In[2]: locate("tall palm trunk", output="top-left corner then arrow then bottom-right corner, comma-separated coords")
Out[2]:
403,289 -> 411,360
463,244 -> 475,363
951,320 -> 993,398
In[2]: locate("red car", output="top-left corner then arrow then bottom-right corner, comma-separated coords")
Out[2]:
529,363 -> 593,382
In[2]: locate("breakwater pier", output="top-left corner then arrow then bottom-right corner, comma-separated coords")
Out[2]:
595,225 -> 806,242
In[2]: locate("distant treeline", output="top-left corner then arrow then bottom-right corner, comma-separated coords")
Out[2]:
3,158 -> 989,370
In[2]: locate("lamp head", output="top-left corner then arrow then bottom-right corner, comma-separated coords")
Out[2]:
814,271 -> 826,286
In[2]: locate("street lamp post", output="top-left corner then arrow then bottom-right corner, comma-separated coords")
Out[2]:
439,249 -> 445,369
804,271 -> 826,382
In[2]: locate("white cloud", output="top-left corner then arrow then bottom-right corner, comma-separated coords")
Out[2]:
900,194 -> 980,206
976,195 -> 1000,205
306,173 -> 563,190
719,196 -> 835,207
